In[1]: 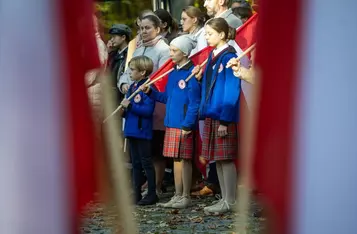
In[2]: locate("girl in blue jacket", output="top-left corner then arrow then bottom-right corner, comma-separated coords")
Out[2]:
193,18 -> 241,214
120,55 -> 157,206
143,35 -> 201,209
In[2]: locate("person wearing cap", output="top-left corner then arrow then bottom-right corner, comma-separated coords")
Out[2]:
142,35 -> 201,209
204,0 -> 242,29
232,1 -> 253,23
107,24 -> 132,102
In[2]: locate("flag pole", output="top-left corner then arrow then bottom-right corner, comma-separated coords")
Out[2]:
234,63 -> 260,234
101,71 -> 138,234
226,44 -> 256,69
103,68 -> 174,123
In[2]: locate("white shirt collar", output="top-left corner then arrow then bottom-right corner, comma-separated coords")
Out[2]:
177,60 -> 191,70
213,43 -> 229,57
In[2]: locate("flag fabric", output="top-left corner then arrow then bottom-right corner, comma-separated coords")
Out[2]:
151,46 -> 214,92
235,13 -> 258,53
0,0 -> 99,233
252,0 -> 357,234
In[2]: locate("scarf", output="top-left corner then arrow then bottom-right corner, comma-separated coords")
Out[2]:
141,35 -> 163,47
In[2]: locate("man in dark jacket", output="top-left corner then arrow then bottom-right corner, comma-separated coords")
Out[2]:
107,24 -> 131,102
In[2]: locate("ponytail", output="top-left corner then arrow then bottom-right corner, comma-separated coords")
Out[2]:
227,27 -> 236,40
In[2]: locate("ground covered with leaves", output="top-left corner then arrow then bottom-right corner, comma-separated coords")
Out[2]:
81,190 -> 265,234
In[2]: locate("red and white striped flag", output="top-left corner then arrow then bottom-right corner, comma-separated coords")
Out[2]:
252,0 -> 357,233
0,0 -> 99,233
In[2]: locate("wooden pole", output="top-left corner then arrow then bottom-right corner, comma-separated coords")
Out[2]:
103,68 -> 174,123
101,71 -> 138,234
234,61 -> 260,234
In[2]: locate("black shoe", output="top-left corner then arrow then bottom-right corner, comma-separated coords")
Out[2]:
134,192 -> 142,204
137,194 -> 159,206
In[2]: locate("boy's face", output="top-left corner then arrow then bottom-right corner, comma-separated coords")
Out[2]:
169,45 -> 186,64
129,65 -> 144,82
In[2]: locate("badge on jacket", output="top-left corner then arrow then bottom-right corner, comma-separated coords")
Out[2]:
134,94 -> 141,103
178,79 -> 186,89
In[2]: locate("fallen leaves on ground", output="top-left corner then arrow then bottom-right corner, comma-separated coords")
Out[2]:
188,216 -> 204,223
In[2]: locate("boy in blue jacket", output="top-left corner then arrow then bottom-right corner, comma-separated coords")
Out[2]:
120,55 -> 157,205
142,35 -> 201,209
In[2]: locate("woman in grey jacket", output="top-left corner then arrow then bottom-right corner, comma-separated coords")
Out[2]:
118,15 -> 170,93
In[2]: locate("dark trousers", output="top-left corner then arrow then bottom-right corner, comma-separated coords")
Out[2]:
206,162 -> 219,185
129,138 -> 156,198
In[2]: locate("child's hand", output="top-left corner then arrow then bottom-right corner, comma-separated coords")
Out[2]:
140,84 -> 151,94
181,129 -> 192,136
121,99 -> 130,108
192,65 -> 203,81
227,57 -> 241,72
199,156 -> 207,165
217,125 -> 228,137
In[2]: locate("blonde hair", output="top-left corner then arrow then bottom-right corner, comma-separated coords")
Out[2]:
129,56 -> 154,77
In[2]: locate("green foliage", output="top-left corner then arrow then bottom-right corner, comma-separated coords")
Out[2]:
95,0 -> 152,40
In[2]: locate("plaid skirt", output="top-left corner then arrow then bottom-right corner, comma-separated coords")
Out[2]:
163,127 -> 194,159
202,118 -> 238,161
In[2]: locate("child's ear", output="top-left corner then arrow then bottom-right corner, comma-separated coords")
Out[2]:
140,70 -> 146,77
220,32 -> 225,40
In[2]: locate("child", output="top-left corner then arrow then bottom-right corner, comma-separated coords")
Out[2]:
142,35 -> 200,208
120,55 -> 158,206
192,18 -> 241,213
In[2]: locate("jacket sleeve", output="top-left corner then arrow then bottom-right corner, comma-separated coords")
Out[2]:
149,74 -> 172,104
182,78 -> 201,130
220,55 -> 241,124
128,93 -> 155,118
150,88 -> 168,104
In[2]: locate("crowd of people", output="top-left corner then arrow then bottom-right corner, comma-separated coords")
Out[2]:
88,0 -> 257,214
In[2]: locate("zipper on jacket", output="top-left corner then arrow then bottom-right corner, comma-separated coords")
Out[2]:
183,104 -> 187,118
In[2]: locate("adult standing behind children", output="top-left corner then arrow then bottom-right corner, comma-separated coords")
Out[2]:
180,6 -> 207,56
107,24 -> 131,102
192,18 -> 241,214
204,0 -> 242,28
154,9 -> 179,44
118,14 -> 170,93
120,56 -> 157,206
143,35 -> 200,209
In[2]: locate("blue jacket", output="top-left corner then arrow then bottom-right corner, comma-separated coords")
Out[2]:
123,78 -> 155,139
150,61 -> 201,130
199,46 -> 241,124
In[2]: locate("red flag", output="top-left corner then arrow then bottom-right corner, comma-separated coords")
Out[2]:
235,13 -> 258,51
251,0 -> 300,233
59,0 -> 100,226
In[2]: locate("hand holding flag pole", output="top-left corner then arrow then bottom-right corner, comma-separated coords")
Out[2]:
226,43 -> 256,69
103,68 -> 174,123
